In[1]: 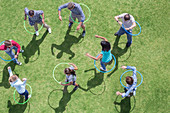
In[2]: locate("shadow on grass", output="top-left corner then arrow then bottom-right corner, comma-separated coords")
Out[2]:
22,30 -> 48,64
79,68 -> 106,95
0,61 -> 16,88
107,36 -> 132,77
51,28 -> 84,60
7,95 -> 30,113
48,88 -> 76,113
114,95 -> 136,113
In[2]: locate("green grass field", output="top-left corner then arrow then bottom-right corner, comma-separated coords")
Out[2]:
0,0 -> 169,113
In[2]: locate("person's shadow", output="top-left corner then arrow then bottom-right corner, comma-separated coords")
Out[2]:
79,68 -> 105,95
7,96 -> 28,113
51,28 -> 83,60
0,61 -> 16,88
22,30 -> 48,63
48,88 -> 75,113
114,97 -> 131,113
107,36 -> 131,77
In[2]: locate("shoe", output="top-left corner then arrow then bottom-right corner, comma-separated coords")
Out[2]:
114,33 -> 118,36
100,67 -> 107,71
19,50 -> 24,53
68,22 -> 73,28
17,62 -> 22,66
28,95 -> 31,98
126,43 -> 131,48
73,85 -> 79,91
82,31 -> 86,37
35,31 -> 39,36
48,28 -> 51,34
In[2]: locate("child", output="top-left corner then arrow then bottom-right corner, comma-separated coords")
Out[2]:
8,66 -> 30,101
24,7 -> 51,36
0,40 -> 24,65
86,35 -> 112,71
116,66 -> 137,97
60,63 -> 79,91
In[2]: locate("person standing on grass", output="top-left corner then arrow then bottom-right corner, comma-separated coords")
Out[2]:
8,66 -> 31,101
86,35 -> 112,71
60,63 -> 79,91
24,7 -> 51,36
114,13 -> 136,47
0,40 -> 24,65
116,66 -> 137,98
58,2 -> 86,37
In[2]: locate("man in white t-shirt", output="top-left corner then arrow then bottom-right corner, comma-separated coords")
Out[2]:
114,13 -> 136,47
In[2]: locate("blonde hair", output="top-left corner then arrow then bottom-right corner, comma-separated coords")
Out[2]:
9,75 -> 18,82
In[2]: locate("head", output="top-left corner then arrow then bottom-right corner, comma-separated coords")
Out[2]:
9,75 -> 18,82
4,40 -> 12,48
126,76 -> 134,85
29,10 -> 34,17
67,2 -> 75,10
64,68 -> 75,75
124,14 -> 130,21
101,41 -> 111,51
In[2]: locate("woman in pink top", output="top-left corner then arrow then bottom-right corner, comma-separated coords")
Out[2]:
0,40 -> 24,65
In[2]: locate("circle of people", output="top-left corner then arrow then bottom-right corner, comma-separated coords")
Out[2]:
0,2 -> 140,103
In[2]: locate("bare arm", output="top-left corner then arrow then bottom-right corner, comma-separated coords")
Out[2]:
86,53 -> 102,60
114,16 -> 122,26
58,10 -> 62,21
69,63 -> 78,70
95,35 -> 108,41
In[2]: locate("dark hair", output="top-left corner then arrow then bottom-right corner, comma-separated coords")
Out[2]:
64,68 -> 76,75
68,2 -> 74,9
124,14 -> 130,21
126,76 -> 134,85
29,10 -> 34,16
4,40 -> 12,47
101,41 -> 111,51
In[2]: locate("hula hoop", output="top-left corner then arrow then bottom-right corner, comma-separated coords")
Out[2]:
24,16 -> 43,35
0,41 -> 15,61
13,84 -> 32,104
94,54 -> 116,73
53,63 -> 71,85
122,21 -> 141,36
70,3 -> 91,24
120,70 -> 143,88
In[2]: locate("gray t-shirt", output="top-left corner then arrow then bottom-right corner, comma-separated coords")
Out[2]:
65,66 -> 76,82
118,13 -> 135,28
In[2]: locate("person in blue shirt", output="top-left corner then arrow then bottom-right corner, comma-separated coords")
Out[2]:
8,66 -> 31,101
58,2 -> 86,37
86,35 -> 112,71
116,66 -> 137,97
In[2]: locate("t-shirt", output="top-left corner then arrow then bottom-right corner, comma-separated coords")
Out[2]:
10,79 -> 26,94
24,7 -> 43,26
0,40 -> 21,53
118,13 -> 135,28
100,49 -> 112,63
65,66 -> 76,82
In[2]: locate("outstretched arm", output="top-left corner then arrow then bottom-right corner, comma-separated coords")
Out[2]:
95,35 -> 108,41
8,66 -> 13,77
86,53 -> 102,60
58,3 -> 69,21
69,63 -> 78,70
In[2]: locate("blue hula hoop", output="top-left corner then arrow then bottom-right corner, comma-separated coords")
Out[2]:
122,21 -> 141,36
120,70 -> 143,88
0,41 -> 15,62
94,54 -> 116,73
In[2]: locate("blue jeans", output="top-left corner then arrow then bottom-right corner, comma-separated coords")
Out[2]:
116,27 -> 132,45
100,60 -> 106,70
19,89 -> 29,101
5,46 -> 19,64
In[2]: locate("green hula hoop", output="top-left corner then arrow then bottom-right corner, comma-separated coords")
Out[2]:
70,3 -> 91,24
13,84 -> 32,104
53,63 -> 71,85
24,16 -> 44,35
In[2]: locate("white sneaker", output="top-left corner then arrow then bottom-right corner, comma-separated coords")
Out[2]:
35,31 -> 39,36
28,95 -> 31,98
17,62 -> 22,66
48,28 -> 51,34
100,67 -> 107,71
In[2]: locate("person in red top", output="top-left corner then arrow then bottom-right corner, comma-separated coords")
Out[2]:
0,40 -> 24,65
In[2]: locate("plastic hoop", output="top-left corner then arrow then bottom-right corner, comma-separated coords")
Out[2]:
24,16 -> 44,35
120,70 -> 143,88
53,63 -> 71,84
13,84 -> 32,104
0,41 -> 15,61
70,3 -> 91,24
94,54 -> 116,73
122,21 -> 141,36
